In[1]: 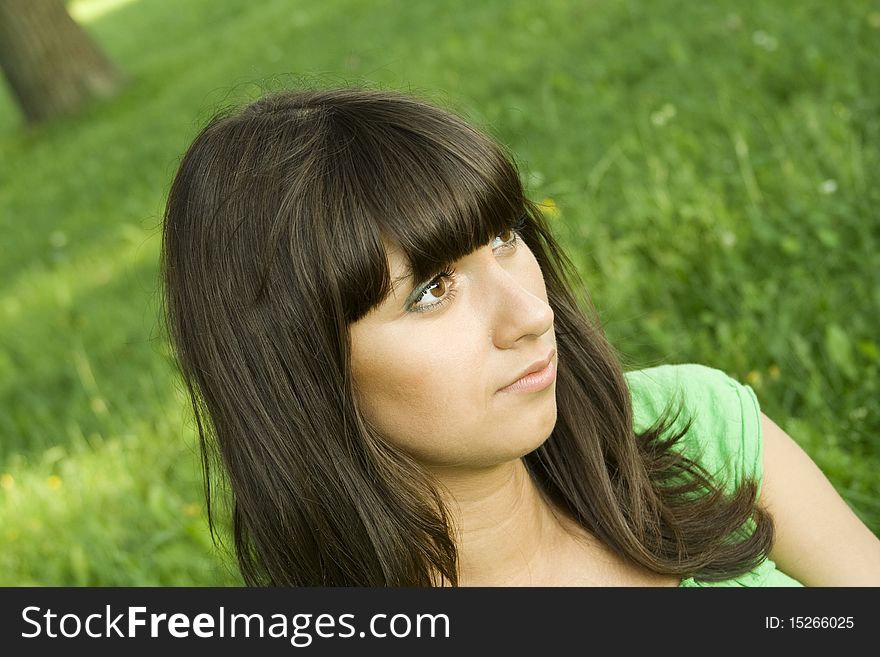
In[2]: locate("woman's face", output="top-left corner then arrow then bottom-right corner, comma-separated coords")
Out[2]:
349,228 -> 558,470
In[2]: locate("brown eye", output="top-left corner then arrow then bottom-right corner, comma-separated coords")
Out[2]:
493,227 -> 518,249
409,267 -> 458,313
428,277 -> 447,299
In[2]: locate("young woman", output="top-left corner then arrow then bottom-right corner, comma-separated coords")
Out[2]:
159,86 -> 880,587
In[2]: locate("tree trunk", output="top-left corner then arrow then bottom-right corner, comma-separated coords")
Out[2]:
0,0 -> 124,124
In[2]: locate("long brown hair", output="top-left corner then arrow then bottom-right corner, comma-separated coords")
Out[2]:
159,85 -> 774,586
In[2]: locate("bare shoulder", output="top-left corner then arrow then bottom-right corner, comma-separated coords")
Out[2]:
759,412 -> 880,585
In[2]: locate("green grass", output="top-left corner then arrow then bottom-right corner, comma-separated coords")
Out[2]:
1,0 -> 878,584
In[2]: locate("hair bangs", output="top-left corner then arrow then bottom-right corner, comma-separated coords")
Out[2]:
325,103 -> 527,323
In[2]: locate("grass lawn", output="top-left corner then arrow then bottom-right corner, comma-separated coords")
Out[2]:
1,0 -> 878,584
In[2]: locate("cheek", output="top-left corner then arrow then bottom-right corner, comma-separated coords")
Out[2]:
352,343 -> 486,459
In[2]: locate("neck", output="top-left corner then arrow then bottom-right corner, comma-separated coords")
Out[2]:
429,458 -> 596,586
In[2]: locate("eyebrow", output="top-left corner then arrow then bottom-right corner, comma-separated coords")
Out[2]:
391,267 -> 412,285
391,266 -> 412,305
391,265 -> 435,310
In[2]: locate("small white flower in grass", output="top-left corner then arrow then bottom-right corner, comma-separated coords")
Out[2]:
850,407 -> 868,420
49,231 -> 67,248
90,397 -> 108,415
720,231 -> 737,248
650,103 -> 676,126
526,170 -> 545,188
752,30 -> 778,51
819,179 -> 838,195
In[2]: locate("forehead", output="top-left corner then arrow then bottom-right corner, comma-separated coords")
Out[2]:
377,239 -> 415,310
384,240 -> 410,281
389,251 -> 424,314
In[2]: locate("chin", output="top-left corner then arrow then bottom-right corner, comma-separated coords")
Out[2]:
511,416 -> 557,459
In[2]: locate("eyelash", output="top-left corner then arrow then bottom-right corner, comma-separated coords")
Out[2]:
408,220 -> 525,314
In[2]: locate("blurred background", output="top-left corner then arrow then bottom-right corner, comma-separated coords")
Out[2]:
0,0 -> 877,585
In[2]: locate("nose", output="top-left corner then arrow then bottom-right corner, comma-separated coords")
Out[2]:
485,255 -> 554,349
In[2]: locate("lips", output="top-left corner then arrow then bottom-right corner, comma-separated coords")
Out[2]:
500,348 -> 555,390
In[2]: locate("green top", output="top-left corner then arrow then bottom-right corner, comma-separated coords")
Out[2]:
624,363 -> 804,587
